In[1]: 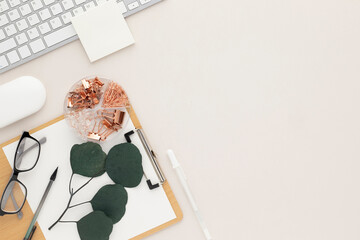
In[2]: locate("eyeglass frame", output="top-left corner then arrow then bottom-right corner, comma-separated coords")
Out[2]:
0,131 -> 41,216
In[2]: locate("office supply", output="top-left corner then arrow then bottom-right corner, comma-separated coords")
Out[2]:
0,0 -> 162,74
0,131 -> 41,217
137,129 -> 165,184
0,107 -> 182,240
66,77 -> 105,110
28,225 -> 37,240
24,167 -> 58,240
0,76 -> 46,128
71,0 -> 135,62
125,129 -> 165,189
167,149 -> 212,240
65,77 -> 130,142
102,81 -> 129,108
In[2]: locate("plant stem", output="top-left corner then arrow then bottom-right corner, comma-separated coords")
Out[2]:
48,194 -> 73,230
69,201 -> 90,208
73,176 -> 94,195
58,221 -> 77,224
69,173 -> 74,194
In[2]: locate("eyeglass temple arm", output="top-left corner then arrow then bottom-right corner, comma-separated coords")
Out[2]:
16,137 -> 47,162
10,192 -> 22,217
2,137 -> 47,219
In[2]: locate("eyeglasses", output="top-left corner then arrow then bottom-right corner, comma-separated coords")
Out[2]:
0,132 -> 42,216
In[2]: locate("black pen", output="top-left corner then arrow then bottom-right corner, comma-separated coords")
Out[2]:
23,167 -> 58,240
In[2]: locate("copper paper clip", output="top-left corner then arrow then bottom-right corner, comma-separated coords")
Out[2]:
102,81 -> 129,108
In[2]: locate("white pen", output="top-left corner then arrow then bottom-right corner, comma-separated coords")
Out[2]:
167,149 -> 212,240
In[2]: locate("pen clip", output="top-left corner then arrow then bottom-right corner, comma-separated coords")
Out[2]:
24,225 -> 36,240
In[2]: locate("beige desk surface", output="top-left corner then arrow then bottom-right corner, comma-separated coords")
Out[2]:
1,0 -> 360,239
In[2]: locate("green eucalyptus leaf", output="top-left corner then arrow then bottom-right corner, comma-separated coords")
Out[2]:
106,143 -> 143,187
77,211 -> 113,240
91,184 -> 128,223
70,142 -> 106,177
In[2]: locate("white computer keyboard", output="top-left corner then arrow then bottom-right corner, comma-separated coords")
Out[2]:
0,0 -> 161,74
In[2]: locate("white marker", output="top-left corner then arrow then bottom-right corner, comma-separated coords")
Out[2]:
167,149 -> 212,240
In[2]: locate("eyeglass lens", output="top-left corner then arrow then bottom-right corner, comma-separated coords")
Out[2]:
0,180 -> 26,213
15,137 -> 40,171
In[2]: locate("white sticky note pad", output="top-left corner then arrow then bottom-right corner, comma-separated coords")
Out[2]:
71,0 -> 135,62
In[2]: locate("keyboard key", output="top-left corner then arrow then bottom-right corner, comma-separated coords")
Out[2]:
39,22 -> 51,34
0,29 -> 5,40
0,55 -> 9,69
27,13 -> 40,25
50,17 -> 62,29
44,0 -> 54,5
96,0 -> 105,5
61,12 -> 72,24
62,0 -> 74,10
84,1 -> 95,10
8,9 -> 20,21
16,19 -> 29,31
0,1 -> 9,13
15,32 -> 28,44
39,8 -> 51,20
44,24 -> 76,47
139,0 -> 150,4
0,38 -> 16,54
74,0 -> 85,5
8,0 -> 21,7
30,0 -> 43,10
0,14 -> 9,27
117,1 -> 127,13
73,6 -> 84,16
5,24 -> 17,36
7,50 -> 20,63
29,38 -> 45,53
19,4 -> 31,16
27,27 -> 39,39
128,1 -> 139,10
50,3 -> 63,15
18,45 -> 31,58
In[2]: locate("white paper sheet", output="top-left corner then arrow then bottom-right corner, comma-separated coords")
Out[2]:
2,116 -> 176,240
71,0 -> 135,62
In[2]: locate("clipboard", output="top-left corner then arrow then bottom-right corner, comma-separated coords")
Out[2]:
0,106 -> 183,240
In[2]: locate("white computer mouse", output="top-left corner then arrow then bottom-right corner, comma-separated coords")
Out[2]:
0,76 -> 46,128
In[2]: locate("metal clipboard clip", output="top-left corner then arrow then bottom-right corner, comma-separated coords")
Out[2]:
125,129 -> 165,190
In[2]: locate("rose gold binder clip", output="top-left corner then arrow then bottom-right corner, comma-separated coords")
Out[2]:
87,109 -> 126,141
88,132 -> 101,141
67,77 -> 104,110
99,109 -> 125,126
81,79 -> 91,89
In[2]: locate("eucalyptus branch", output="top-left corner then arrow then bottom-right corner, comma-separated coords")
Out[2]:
48,173 -> 95,230
58,221 -> 77,224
